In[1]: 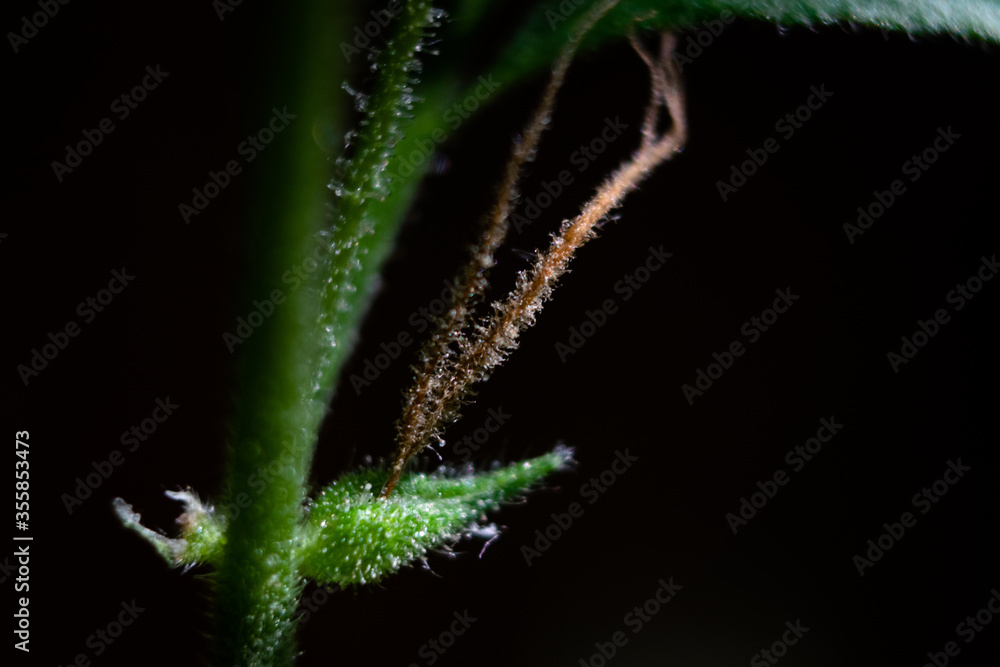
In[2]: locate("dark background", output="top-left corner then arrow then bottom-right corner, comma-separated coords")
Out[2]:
5,1 -> 999,666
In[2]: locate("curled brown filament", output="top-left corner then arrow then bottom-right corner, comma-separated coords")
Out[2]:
382,11 -> 685,498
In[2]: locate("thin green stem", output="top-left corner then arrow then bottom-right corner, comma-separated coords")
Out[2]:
317,0 -> 440,402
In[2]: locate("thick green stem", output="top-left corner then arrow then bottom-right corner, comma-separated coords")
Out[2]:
212,3 -> 440,666
210,2 -> 341,665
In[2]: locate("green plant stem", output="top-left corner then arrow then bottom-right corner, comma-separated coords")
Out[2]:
212,3 -> 440,666
211,2 -> 342,664
317,0 -> 437,401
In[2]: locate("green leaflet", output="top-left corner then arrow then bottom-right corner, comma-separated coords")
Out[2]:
115,448 -> 572,583
300,447 -> 573,586
113,490 -> 226,567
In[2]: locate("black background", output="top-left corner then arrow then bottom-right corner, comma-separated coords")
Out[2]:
5,1 -> 999,667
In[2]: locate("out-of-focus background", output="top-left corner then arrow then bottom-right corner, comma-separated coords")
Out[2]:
6,1 -> 999,666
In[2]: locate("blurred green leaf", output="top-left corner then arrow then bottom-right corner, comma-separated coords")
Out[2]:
485,0 -> 1000,93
